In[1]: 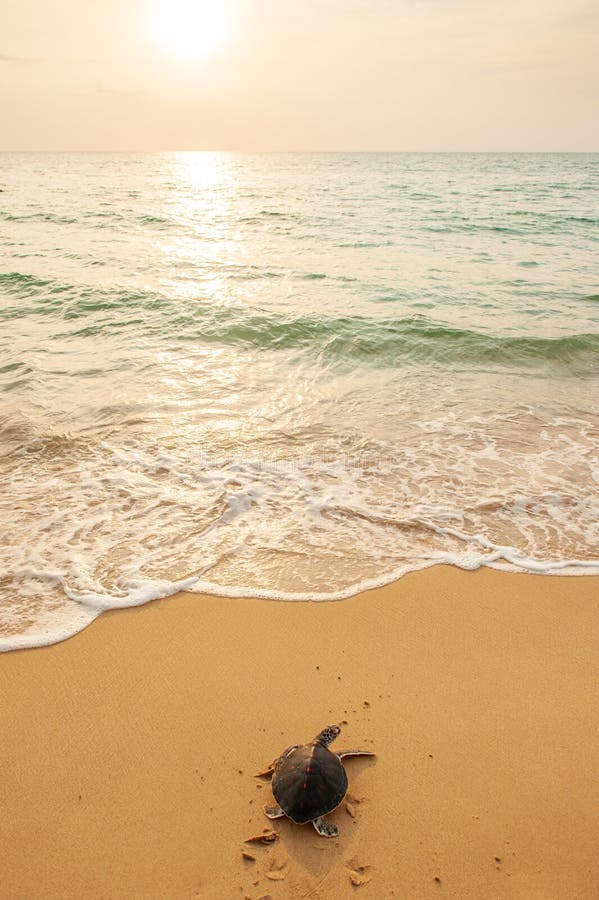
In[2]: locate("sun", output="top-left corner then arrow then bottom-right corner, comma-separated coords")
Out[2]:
148,0 -> 236,62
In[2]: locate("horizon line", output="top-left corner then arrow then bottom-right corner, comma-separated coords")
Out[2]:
1,148 -> 597,154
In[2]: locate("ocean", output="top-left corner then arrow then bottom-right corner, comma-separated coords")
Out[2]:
1,152 -> 598,650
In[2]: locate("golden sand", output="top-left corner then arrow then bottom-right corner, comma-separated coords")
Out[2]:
1,566 -> 598,899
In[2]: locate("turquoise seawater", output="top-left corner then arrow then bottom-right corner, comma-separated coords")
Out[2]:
1,152 -> 598,649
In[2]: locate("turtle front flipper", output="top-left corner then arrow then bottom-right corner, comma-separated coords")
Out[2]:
256,744 -> 301,779
255,758 -> 278,779
337,749 -> 376,760
263,804 -> 285,819
312,816 -> 338,837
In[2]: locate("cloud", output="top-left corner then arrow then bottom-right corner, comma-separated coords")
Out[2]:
96,83 -> 148,97
0,53 -> 43,63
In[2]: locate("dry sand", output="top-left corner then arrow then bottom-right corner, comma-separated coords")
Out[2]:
1,566 -> 598,899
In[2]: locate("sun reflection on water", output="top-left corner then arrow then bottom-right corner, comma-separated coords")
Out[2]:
155,152 -> 247,307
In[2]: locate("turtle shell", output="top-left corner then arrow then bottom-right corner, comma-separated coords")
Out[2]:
272,741 -> 348,824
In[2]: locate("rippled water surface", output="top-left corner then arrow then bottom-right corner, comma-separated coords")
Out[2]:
1,152 -> 598,648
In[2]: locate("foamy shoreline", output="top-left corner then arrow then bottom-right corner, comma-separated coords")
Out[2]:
3,555 -> 599,652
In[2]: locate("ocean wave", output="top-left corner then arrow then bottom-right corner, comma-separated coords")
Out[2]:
0,211 -> 78,224
137,214 -> 172,227
0,271 -> 51,291
0,273 -> 162,321
1,271 -> 597,372
168,310 -> 599,372
1,208 -> 174,230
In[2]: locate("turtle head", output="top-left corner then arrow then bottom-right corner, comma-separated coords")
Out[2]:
315,724 -> 341,747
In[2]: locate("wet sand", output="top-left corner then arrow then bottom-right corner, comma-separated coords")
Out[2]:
1,566 -> 598,899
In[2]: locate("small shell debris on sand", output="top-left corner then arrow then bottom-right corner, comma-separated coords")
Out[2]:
346,856 -> 372,887
244,830 -> 279,845
265,856 -> 288,881
345,791 -> 364,818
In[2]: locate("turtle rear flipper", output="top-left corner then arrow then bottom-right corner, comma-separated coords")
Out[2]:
337,749 -> 376,760
313,816 -> 338,837
264,804 -> 285,819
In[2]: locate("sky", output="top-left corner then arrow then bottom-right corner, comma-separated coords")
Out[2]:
1,0 -> 598,151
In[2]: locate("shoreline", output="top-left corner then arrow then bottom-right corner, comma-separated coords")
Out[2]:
1,566 -> 598,898
4,560 -> 599,654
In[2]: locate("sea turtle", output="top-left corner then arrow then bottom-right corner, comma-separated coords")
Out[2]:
262,724 -> 375,837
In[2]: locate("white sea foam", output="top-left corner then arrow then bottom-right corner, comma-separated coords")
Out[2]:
2,407 -> 598,651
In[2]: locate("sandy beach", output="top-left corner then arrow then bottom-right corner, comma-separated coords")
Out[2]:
1,566 -> 598,899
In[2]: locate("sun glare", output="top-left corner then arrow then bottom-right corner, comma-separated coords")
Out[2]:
148,0 -> 236,62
